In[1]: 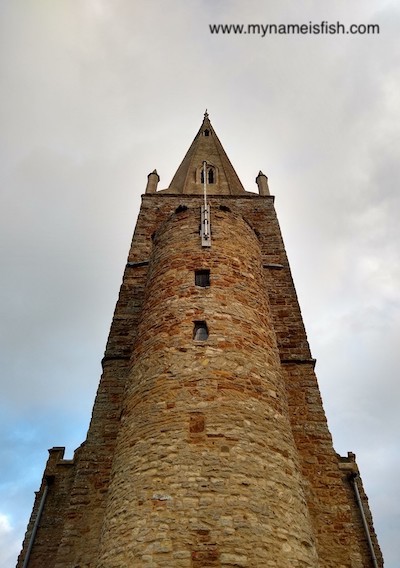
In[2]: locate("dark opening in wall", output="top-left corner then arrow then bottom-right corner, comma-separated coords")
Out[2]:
200,167 -> 215,184
204,129 -> 210,136
193,321 -> 209,341
195,269 -> 210,287
175,205 -> 188,214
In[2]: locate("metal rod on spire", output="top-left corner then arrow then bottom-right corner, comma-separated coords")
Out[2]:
203,160 -> 207,211
201,160 -> 211,247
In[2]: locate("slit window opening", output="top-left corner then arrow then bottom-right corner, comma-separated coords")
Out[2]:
195,270 -> 210,287
193,321 -> 209,341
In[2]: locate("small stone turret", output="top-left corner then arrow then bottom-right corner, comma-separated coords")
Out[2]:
256,170 -> 270,195
145,169 -> 160,193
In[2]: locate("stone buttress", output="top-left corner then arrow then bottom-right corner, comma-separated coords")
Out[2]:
18,114 -> 383,568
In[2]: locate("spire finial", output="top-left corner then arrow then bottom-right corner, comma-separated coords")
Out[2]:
204,109 -> 209,119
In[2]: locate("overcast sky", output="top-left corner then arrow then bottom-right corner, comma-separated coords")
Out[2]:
1,1 -> 399,567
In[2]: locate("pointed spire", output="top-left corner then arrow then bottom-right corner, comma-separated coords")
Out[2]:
167,113 -> 246,195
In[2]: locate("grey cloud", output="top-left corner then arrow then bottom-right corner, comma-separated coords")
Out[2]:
1,1 -> 399,566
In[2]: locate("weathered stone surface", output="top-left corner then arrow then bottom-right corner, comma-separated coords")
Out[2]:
97,206 -> 319,567
18,114 -> 382,568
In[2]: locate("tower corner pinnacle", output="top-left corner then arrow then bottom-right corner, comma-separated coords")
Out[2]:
145,169 -> 160,193
256,170 -> 270,196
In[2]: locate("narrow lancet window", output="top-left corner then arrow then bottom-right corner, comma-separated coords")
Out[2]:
200,166 -> 215,184
193,321 -> 209,341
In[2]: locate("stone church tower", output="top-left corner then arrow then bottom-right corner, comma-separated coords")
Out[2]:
18,113 -> 382,567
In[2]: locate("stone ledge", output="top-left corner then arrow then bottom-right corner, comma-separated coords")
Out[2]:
263,263 -> 285,270
280,358 -> 316,368
143,192 -> 275,202
101,354 -> 131,364
126,261 -> 149,268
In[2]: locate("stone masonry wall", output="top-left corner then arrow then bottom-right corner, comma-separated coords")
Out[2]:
97,205 -> 319,567
17,448 -> 75,568
18,192 -> 382,567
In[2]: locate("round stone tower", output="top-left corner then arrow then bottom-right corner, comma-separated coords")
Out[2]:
97,205 -> 319,566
